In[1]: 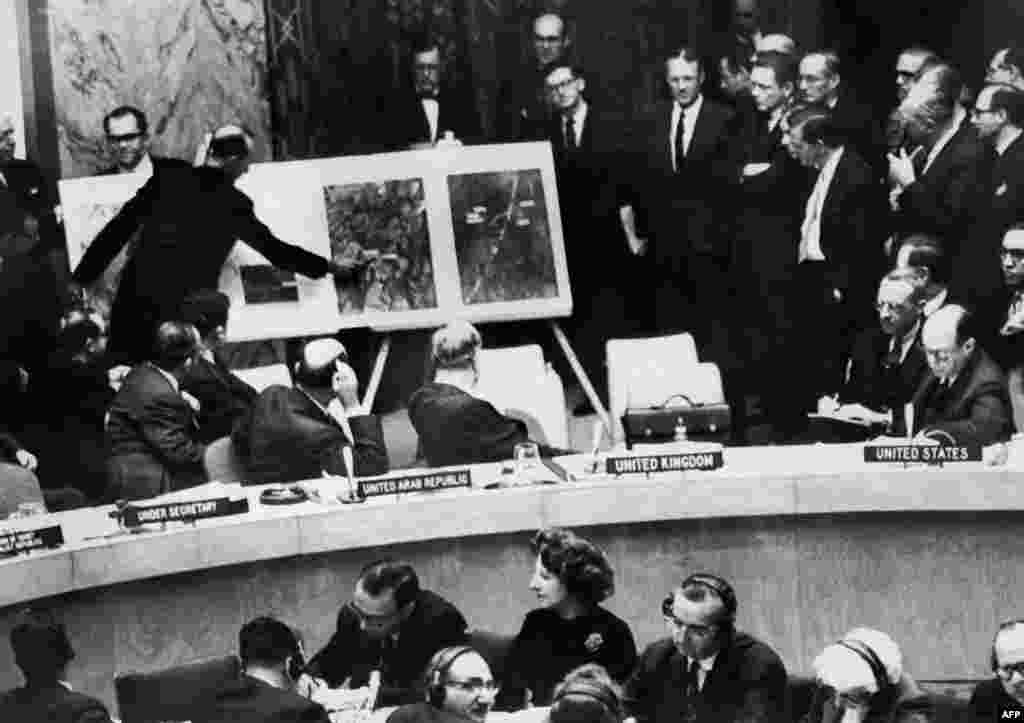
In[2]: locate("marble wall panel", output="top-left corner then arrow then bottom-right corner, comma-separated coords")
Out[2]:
48,0 -> 269,179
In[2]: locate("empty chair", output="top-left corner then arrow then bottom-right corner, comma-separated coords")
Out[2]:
477,344 -> 569,449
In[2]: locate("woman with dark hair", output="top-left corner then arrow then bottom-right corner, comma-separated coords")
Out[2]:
495,528 -> 637,710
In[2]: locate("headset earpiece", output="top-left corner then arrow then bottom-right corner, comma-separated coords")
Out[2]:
837,640 -> 890,694
424,645 -> 475,707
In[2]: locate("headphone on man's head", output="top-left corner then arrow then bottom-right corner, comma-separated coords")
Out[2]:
424,645 -> 476,707
551,679 -> 622,722
836,639 -> 890,694
681,573 -> 738,626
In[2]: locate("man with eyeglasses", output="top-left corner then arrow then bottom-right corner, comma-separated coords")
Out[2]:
387,647 -> 497,723
803,272 -> 928,443
495,12 -> 572,142
623,573 -> 786,723
377,37 -> 481,151
100,106 -> 190,177
896,304 -> 1011,445
306,560 -> 468,707
985,48 -> 1024,93
970,620 -> 1024,722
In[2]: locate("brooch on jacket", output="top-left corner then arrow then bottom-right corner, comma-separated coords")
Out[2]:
584,633 -> 604,653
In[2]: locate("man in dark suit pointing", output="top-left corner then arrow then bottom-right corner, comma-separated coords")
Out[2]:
72,125 -> 358,363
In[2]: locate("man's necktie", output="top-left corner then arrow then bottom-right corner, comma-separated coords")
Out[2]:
674,110 -> 686,172
682,658 -> 700,723
883,343 -> 901,369
565,116 -> 576,152
912,145 -> 928,176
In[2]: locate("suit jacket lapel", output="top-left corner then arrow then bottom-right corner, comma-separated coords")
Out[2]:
688,102 -> 717,161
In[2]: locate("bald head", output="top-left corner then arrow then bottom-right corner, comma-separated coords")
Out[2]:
756,34 -> 796,56
994,621 -> 1024,704
533,14 -> 569,69
922,304 -> 975,381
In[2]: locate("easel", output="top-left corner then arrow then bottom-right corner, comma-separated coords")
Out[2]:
360,320 -> 613,443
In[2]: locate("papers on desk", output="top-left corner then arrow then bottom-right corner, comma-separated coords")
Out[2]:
807,412 -> 872,428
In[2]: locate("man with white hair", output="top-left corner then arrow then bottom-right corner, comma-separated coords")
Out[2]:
889,63 -> 995,302
804,628 -> 931,723
231,337 -> 389,485
899,304 -> 1012,446
407,321 -> 574,467
969,619 -> 1024,721
72,124 -> 360,363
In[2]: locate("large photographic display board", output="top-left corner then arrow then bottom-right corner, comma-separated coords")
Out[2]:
61,142 -> 571,341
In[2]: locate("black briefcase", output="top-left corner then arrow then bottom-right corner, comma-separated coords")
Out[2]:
621,394 -> 731,448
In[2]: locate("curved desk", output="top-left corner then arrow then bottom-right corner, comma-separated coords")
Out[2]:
1,444 -> 1022,712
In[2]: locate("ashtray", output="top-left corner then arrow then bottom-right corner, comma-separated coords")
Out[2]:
259,486 -> 309,505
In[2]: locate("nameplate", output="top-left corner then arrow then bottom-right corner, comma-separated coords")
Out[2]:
606,451 -> 724,475
122,497 -> 250,528
863,444 -> 982,464
0,525 -> 64,557
358,470 -> 472,498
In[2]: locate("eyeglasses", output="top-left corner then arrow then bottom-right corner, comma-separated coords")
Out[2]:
661,596 -> 717,637
547,77 -> 578,93
997,661 -> 1024,680
1002,248 -> 1024,261
534,34 -> 563,45
345,601 -> 399,628
446,678 -> 499,694
107,132 -> 145,143
876,301 -> 913,314
971,106 -> 997,117
923,347 -> 959,363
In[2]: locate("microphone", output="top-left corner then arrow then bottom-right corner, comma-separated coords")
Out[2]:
339,445 -> 366,504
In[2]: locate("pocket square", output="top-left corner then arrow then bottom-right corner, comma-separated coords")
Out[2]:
997,183 -> 1008,196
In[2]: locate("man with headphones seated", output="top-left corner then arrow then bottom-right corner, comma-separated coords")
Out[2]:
622,572 -> 787,723
969,619 -> 1024,722
549,664 -> 625,723
194,616 -> 331,723
386,646 -> 498,723
0,608 -> 114,722
803,627 -> 931,723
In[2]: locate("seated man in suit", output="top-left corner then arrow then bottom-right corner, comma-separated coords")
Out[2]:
898,304 -> 1013,445
106,321 -> 207,501
231,338 -> 388,485
970,619 -> 1024,722
194,616 -> 329,723
408,321 -> 574,467
180,290 -> 257,444
0,608 -> 113,723
805,273 -> 928,442
306,559 -> 469,707
623,573 -> 787,723
802,628 -> 931,723
548,664 -> 624,723
386,646 -> 498,723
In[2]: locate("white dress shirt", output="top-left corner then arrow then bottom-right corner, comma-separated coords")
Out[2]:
564,100 -> 588,148
670,94 -> 704,172
421,98 -> 440,143
686,652 -> 718,691
997,127 -> 1023,157
799,147 -> 845,262
922,107 -> 965,175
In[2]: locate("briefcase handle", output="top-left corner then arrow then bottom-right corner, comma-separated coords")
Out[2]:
659,394 -> 696,409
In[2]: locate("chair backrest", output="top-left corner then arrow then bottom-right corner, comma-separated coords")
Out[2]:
231,363 -> 292,392
0,463 -> 45,518
476,345 -> 569,449
115,654 -> 241,723
468,629 -> 516,684
203,436 -> 246,484
607,334 -> 724,442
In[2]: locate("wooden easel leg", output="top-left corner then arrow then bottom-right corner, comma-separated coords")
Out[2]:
362,334 -> 392,411
548,320 -> 612,442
